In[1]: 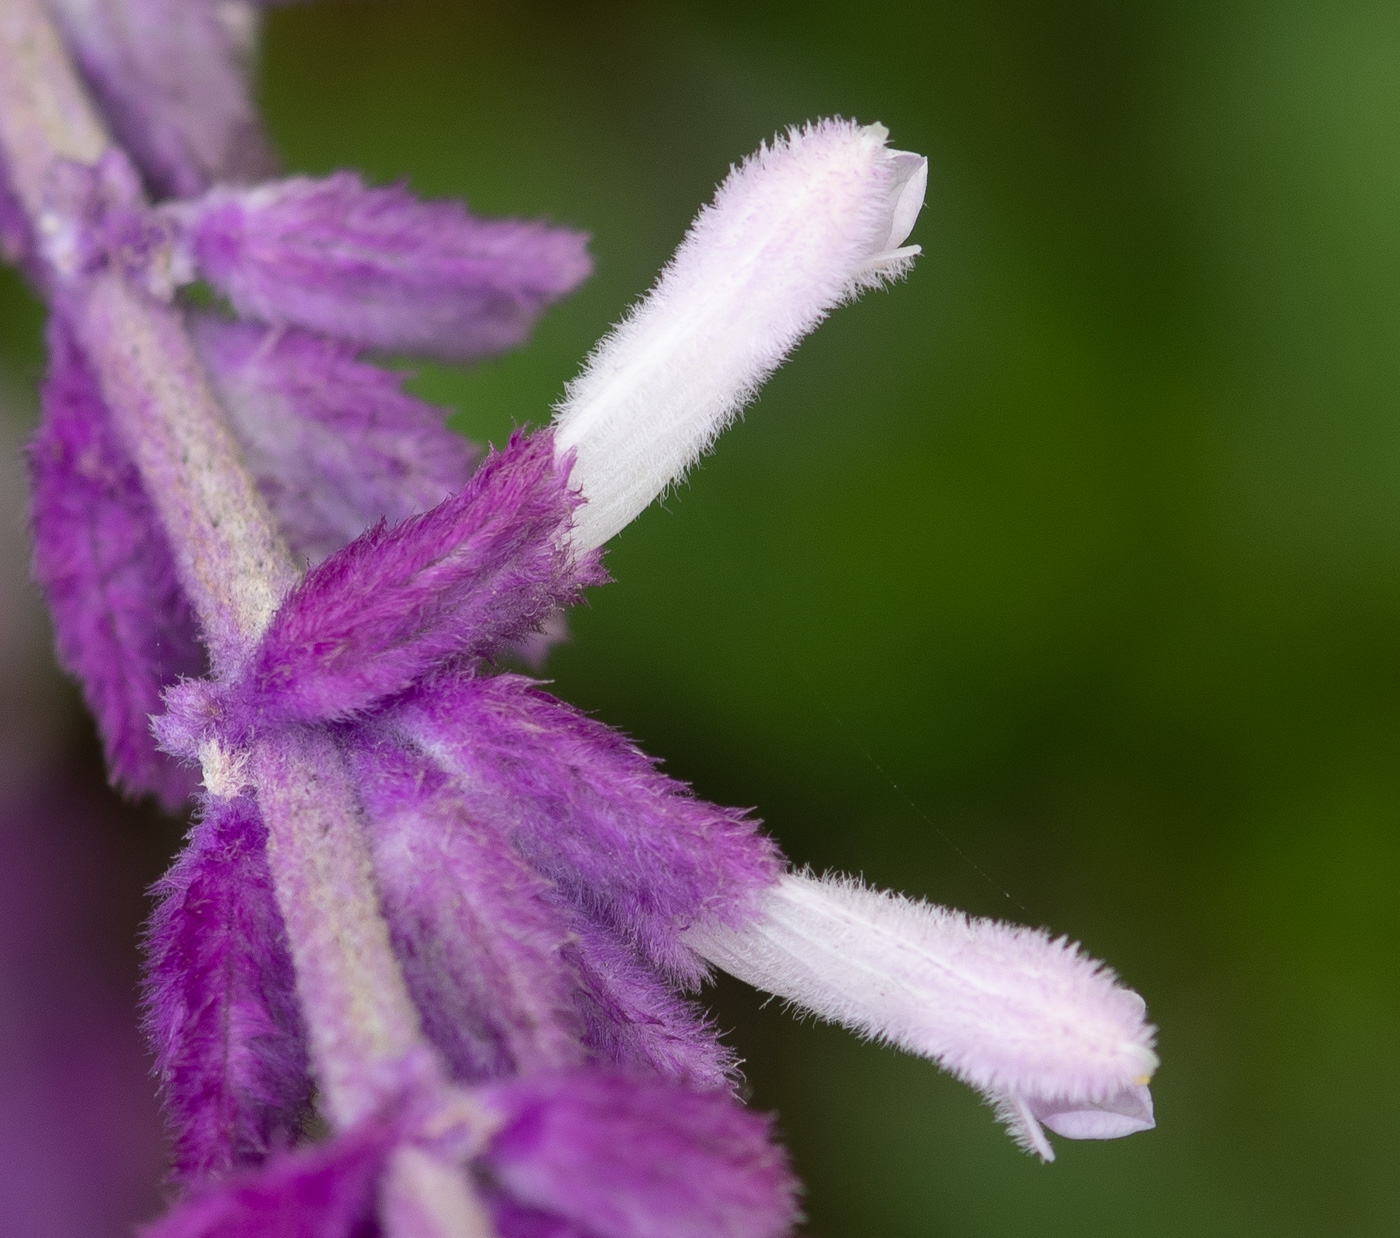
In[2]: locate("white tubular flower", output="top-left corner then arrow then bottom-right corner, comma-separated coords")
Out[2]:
553,118 -> 927,550
685,872 -> 1158,1162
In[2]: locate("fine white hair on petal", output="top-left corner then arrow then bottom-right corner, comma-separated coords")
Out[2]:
553,118 -> 927,550
684,871 -> 1158,1160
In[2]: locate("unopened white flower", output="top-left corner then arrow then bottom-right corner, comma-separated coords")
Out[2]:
554,118 -> 927,549
685,872 -> 1158,1161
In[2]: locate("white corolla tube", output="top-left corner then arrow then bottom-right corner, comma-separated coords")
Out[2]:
686,872 -> 1158,1161
553,117 -> 927,549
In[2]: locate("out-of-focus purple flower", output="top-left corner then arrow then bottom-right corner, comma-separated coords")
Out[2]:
165,173 -> 592,360
190,315 -> 479,565
0,780 -> 166,1238
28,317 -> 203,809
144,795 -> 311,1182
47,0 -> 279,199
0,367 -> 163,1236
0,153 -> 33,271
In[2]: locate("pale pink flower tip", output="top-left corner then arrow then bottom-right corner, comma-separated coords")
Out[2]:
687,872 -> 1158,1161
554,118 -> 928,549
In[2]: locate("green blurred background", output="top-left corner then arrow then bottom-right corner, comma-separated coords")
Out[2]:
4,0 -> 1400,1233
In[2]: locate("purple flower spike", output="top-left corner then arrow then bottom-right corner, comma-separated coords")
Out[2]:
144,796 -> 311,1182
191,315 -> 479,565
28,318 -> 204,809
168,173 -> 592,360
0,17 -> 1160,1217
347,728 -> 587,1082
48,0 -> 279,199
226,432 -> 601,731
392,671 -> 783,983
140,1116 -> 394,1238
478,1072 -> 799,1238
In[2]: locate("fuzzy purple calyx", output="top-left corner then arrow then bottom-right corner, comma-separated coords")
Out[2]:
389,669 -> 785,985
29,315 -> 204,807
145,1071 -> 798,1238
477,1072 -> 799,1238
348,716 -> 745,1090
201,430 -> 601,737
48,0 -> 279,199
191,315 -> 479,566
346,726 -> 588,1083
166,173 -> 591,360
143,795 -> 311,1182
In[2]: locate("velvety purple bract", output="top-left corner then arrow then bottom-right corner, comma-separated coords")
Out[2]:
477,1072 -> 798,1238
171,173 -> 592,359
391,671 -> 783,983
48,0 -> 278,199
191,316 -> 479,564
141,1117 -> 393,1238
144,796 -> 311,1182
28,318 -> 203,808
224,432 -> 601,731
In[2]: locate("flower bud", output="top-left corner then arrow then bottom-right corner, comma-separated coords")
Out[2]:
686,872 -> 1157,1160
554,118 -> 927,550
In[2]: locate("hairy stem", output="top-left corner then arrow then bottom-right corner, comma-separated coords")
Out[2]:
74,274 -> 297,663
252,727 -> 432,1126
0,0 -> 438,1138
